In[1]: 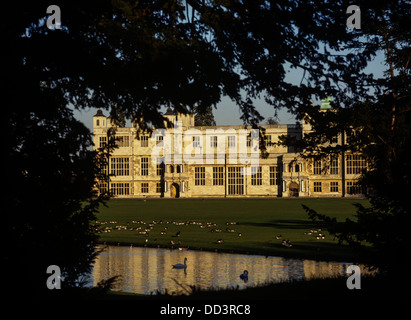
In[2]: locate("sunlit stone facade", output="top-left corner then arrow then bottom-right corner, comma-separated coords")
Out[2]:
93,108 -> 366,198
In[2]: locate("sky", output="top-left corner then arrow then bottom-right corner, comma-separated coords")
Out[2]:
73,50 -> 386,132
72,66 -> 308,131
73,96 -> 296,131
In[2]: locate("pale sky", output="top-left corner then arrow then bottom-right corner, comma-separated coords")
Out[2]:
73,51 -> 386,132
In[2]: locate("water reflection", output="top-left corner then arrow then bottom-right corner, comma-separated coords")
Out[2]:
92,246 -> 357,295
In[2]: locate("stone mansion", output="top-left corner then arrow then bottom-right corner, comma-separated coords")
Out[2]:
93,106 -> 366,198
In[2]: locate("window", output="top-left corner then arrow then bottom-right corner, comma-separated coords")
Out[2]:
141,183 -> 149,193
265,135 -> 272,147
141,157 -> 149,176
228,136 -> 236,148
99,163 -> 108,177
330,181 -> 339,192
116,136 -> 129,147
347,181 -> 363,194
141,136 -> 148,147
156,182 -> 162,193
313,182 -> 322,192
313,160 -> 322,175
246,135 -> 251,147
98,182 -> 108,195
330,156 -> 339,174
345,130 -> 355,144
195,167 -> 205,185
110,158 -> 129,176
329,134 -> 338,144
156,163 -> 164,176
156,135 -> 163,146
346,155 -> 366,174
99,136 -> 107,148
210,136 -> 218,148
228,167 -> 244,195
110,183 -> 130,196
193,136 -> 201,148
270,166 -> 281,185
213,167 -> 224,185
251,166 -> 262,185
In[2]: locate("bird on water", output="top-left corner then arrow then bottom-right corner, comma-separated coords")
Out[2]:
172,257 -> 187,269
240,270 -> 249,282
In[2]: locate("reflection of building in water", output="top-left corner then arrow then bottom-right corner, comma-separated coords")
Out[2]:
303,260 -> 345,280
280,259 -> 305,281
92,246 -> 355,295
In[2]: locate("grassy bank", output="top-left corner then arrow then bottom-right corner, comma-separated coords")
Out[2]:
94,198 -> 369,262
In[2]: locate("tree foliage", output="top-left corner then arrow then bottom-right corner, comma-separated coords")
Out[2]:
296,1 -> 411,274
194,105 -> 216,126
4,0 -> 410,295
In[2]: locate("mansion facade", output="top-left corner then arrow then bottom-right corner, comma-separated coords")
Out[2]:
93,108 -> 366,198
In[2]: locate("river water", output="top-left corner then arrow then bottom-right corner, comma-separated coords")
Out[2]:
90,245 -> 362,295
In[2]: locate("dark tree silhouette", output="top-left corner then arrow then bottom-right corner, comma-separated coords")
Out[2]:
4,0 -> 409,297
194,105 -> 217,126
293,1 -> 411,276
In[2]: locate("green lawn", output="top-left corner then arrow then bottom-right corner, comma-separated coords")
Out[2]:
94,198 -> 370,262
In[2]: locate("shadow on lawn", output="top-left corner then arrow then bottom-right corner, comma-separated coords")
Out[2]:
262,239 -> 360,262
241,219 -> 317,230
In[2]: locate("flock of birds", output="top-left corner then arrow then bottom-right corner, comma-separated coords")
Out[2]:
269,227 -> 326,249
95,219 -> 327,284
95,219 -> 327,250
94,219 -> 241,246
304,228 -> 327,240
